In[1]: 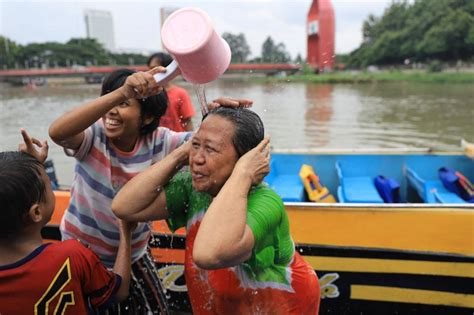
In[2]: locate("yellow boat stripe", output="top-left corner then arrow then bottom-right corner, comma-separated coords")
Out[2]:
351,285 -> 474,308
304,256 -> 474,278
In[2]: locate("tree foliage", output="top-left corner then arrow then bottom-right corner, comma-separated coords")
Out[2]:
261,36 -> 291,63
222,32 -> 251,63
0,36 -> 22,68
0,37 -> 147,69
349,0 -> 474,67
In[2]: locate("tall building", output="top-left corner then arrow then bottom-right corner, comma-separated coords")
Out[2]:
84,9 -> 116,52
307,0 -> 335,71
160,7 -> 179,50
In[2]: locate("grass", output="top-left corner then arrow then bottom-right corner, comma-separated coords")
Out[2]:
259,71 -> 474,84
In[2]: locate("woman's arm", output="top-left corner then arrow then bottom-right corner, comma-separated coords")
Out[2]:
112,141 -> 191,222
48,68 -> 165,150
193,138 -> 270,269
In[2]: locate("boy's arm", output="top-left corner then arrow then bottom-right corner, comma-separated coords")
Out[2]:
18,129 -> 48,163
49,67 -> 166,150
112,220 -> 135,302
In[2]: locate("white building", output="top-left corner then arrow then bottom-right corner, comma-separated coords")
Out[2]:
84,9 -> 116,52
160,7 -> 179,50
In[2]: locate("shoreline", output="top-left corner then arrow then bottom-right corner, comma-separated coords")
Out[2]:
260,70 -> 474,84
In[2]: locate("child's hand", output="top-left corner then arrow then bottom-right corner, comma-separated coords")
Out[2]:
117,219 -> 137,235
207,97 -> 253,110
120,67 -> 165,99
18,129 -> 49,163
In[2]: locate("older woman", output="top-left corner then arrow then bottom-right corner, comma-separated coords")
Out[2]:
112,107 -> 320,314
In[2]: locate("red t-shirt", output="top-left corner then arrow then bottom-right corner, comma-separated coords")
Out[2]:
160,85 -> 196,132
0,240 -> 120,314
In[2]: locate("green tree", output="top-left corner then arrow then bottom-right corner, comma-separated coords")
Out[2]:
0,36 -> 22,69
294,53 -> 304,64
348,0 -> 474,67
261,36 -> 291,63
222,32 -> 251,63
417,8 -> 474,59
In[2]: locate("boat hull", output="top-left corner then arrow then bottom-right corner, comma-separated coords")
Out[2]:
45,191 -> 474,313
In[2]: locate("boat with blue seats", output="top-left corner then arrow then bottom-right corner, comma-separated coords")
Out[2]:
44,148 -> 474,314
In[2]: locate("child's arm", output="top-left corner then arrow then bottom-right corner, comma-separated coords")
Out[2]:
18,129 -> 48,163
112,140 -> 190,222
49,67 -> 166,150
112,219 -> 136,302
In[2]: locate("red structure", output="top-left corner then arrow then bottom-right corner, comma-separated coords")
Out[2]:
307,0 -> 335,71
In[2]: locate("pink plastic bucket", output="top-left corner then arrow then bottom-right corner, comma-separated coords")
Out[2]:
161,7 -> 231,84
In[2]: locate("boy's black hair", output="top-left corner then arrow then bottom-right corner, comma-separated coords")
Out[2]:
0,151 -> 45,238
101,69 -> 168,135
147,52 -> 173,68
204,107 -> 264,157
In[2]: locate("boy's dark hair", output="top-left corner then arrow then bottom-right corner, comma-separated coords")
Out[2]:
0,151 -> 45,238
204,107 -> 264,157
101,69 -> 168,135
147,52 -> 173,68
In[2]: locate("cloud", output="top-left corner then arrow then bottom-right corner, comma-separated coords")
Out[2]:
1,0 -> 392,58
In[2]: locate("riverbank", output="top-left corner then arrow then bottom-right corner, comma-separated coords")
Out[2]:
263,71 -> 474,84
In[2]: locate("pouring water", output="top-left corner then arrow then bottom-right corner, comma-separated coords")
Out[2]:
193,84 -> 209,117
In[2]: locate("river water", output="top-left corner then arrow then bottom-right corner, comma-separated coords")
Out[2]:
1,79 -> 473,185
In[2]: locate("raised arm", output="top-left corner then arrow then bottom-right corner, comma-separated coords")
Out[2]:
18,129 -> 48,163
112,141 -> 191,222
193,138 -> 270,269
48,67 -> 165,150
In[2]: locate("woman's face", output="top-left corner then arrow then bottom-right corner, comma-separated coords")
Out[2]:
189,115 -> 239,196
148,57 -> 161,69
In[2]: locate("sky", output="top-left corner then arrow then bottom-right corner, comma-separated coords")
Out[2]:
1,0 -> 392,58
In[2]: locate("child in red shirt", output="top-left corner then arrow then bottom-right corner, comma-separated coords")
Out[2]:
0,130 -> 134,314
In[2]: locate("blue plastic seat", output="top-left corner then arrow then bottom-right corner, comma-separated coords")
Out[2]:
335,161 -> 384,203
434,191 -> 466,203
267,174 -> 305,202
405,166 -> 466,204
265,159 -> 305,202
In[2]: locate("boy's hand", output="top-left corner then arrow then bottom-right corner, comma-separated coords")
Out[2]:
207,97 -> 253,110
18,129 -> 49,163
120,67 -> 165,99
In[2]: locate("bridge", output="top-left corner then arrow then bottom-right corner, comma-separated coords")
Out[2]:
0,64 -> 302,84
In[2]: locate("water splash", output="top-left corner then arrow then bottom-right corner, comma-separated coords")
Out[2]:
193,84 -> 209,117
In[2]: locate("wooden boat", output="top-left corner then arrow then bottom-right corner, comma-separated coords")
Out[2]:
44,149 -> 474,314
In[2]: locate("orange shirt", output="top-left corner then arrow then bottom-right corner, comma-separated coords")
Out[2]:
160,85 -> 196,132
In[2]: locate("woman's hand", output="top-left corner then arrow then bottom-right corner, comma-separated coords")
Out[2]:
120,67 -> 165,99
18,128 -> 49,163
207,97 -> 253,110
233,137 -> 270,186
175,138 -> 193,167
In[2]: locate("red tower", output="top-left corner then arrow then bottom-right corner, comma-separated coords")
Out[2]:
307,0 -> 335,71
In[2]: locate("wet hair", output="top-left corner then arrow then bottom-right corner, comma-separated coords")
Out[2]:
101,69 -> 168,135
147,52 -> 173,68
204,107 -> 264,157
0,151 -> 45,238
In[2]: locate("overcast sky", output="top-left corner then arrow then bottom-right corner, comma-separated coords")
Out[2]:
1,0 -> 392,58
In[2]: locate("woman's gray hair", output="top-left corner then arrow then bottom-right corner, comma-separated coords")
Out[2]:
204,107 -> 264,157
